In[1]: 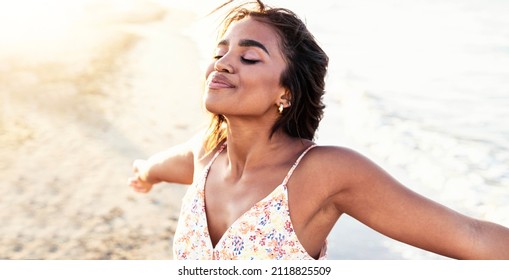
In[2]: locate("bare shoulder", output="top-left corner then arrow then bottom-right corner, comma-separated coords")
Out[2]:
307,145 -> 367,162
189,131 -> 226,169
284,145 -> 380,225
294,146 -> 353,186
297,145 -> 389,195
303,145 -> 376,175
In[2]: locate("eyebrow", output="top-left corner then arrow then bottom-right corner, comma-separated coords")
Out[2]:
218,39 -> 270,55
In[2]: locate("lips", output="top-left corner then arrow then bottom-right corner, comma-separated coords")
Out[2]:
207,73 -> 235,90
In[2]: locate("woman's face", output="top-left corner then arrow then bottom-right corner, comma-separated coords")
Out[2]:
204,17 -> 288,119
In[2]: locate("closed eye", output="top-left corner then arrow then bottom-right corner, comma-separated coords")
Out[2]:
213,55 -> 259,65
241,57 -> 259,64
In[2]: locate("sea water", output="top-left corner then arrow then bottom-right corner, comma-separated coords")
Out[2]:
277,0 -> 509,259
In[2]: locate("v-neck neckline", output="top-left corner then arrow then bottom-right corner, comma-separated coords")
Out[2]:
203,182 -> 286,250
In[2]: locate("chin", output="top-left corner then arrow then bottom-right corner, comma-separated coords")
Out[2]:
203,98 -> 223,115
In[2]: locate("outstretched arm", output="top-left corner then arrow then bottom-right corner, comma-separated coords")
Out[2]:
328,147 -> 509,259
128,133 -> 204,193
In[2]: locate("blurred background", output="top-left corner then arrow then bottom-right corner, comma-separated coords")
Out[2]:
1,0 -> 508,259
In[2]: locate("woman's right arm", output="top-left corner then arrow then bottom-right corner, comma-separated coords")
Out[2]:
128,132 -> 205,193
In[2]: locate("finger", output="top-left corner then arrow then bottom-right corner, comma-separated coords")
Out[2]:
128,176 -> 143,187
134,186 -> 149,193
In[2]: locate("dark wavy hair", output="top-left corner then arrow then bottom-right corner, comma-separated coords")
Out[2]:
205,0 -> 329,151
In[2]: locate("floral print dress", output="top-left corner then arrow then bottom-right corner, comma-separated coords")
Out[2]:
172,143 -> 327,260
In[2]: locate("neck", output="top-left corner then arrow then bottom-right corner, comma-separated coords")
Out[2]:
221,118 -> 299,181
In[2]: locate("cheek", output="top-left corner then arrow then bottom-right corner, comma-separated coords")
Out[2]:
244,69 -> 283,95
261,72 -> 283,92
205,63 -> 214,79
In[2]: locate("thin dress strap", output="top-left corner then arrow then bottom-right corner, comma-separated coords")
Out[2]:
282,144 -> 317,186
203,142 -> 227,173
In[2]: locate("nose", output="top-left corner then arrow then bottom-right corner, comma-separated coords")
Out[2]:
214,55 -> 234,73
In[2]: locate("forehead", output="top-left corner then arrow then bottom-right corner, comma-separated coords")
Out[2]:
221,17 -> 282,52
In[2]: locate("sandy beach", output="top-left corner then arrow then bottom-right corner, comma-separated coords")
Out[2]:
0,1 -> 207,259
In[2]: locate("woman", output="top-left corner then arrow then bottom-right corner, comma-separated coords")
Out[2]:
128,1 -> 509,260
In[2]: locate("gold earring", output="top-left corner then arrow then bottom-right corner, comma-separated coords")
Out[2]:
278,103 -> 284,114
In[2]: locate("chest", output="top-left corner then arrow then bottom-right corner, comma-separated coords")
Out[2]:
204,167 -> 288,245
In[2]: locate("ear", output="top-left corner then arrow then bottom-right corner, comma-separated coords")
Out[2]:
276,90 -> 292,108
